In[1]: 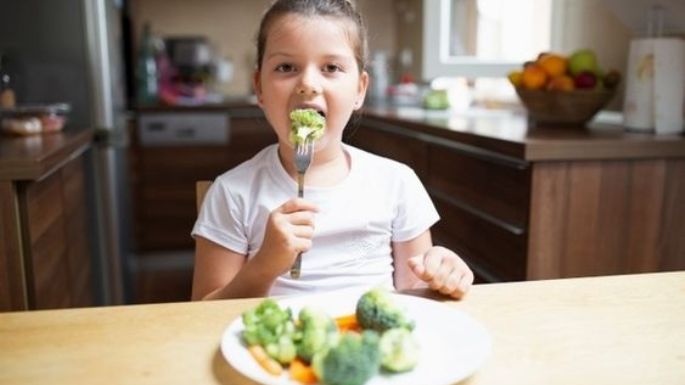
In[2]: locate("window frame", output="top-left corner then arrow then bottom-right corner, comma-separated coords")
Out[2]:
422,0 -> 558,79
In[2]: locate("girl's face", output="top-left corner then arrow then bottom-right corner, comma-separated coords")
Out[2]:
254,14 -> 368,153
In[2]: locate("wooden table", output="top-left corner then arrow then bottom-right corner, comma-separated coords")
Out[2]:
1,271 -> 683,385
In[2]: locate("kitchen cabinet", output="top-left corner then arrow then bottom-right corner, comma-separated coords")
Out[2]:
130,105 -> 276,252
129,104 -> 276,302
0,130 -> 94,311
348,108 -> 685,282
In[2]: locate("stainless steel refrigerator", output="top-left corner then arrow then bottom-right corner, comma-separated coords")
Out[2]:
0,0 -> 132,305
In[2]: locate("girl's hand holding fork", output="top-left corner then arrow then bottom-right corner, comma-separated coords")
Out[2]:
253,198 -> 319,276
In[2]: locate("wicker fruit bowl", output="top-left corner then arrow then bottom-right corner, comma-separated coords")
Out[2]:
516,88 -> 616,127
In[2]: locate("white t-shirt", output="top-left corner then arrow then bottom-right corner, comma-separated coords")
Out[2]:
192,144 -> 439,296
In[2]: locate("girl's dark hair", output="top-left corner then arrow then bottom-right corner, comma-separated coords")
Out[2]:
256,0 -> 368,73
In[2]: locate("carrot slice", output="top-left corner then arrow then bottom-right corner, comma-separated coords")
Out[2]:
248,345 -> 283,375
335,314 -> 360,332
289,358 -> 318,384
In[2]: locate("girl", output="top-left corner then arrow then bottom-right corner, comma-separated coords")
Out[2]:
191,0 -> 473,300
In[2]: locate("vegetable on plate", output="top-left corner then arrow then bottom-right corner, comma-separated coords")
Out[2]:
239,288 -> 419,385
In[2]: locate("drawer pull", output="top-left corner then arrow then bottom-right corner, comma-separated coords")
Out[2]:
430,188 -> 526,235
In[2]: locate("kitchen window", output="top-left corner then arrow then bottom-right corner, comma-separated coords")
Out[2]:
423,0 -> 554,79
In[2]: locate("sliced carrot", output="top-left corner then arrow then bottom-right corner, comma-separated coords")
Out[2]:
248,345 -> 283,375
289,358 -> 318,384
335,314 -> 360,332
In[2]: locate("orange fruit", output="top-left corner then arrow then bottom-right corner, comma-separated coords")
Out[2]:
537,54 -> 568,78
521,65 -> 548,90
507,71 -> 523,88
537,52 -> 551,61
547,75 -> 575,91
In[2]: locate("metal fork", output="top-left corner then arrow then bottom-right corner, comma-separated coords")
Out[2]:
290,139 -> 314,278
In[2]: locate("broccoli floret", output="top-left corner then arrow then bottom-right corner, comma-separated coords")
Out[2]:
312,331 -> 381,385
296,307 -> 339,362
241,299 -> 297,364
265,334 -> 297,364
356,288 -> 414,333
289,108 -> 325,145
378,328 -> 419,372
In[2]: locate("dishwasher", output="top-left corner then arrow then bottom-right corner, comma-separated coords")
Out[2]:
137,112 -> 230,146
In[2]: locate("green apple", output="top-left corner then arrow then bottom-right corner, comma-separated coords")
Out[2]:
568,49 -> 599,76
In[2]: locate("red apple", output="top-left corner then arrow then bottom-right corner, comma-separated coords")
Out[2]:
574,71 -> 597,89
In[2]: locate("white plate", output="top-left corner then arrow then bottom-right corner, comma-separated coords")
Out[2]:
220,289 -> 492,385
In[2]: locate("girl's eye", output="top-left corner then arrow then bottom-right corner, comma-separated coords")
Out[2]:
275,64 -> 295,73
323,64 -> 343,73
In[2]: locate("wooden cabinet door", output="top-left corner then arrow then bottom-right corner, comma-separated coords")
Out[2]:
23,169 -> 72,309
21,156 -> 93,310
61,157 -> 93,307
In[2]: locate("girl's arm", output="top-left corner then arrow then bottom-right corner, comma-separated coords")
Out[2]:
392,230 -> 474,299
192,198 -> 318,300
191,237 -> 274,300
392,230 -> 433,291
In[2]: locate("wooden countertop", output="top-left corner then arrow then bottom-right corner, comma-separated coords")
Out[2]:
133,100 -> 685,162
1,271 -> 683,385
0,129 -> 93,181
361,107 -> 685,161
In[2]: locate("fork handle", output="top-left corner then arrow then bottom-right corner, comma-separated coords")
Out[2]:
297,173 -> 304,198
290,253 -> 302,278
291,172 -> 305,278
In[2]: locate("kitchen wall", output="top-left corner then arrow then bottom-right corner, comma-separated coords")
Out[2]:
395,0 -> 423,82
554,0 -> 631,69
131,0 -> 637,107
554,0 -> 632,106
131,0 -> 398,97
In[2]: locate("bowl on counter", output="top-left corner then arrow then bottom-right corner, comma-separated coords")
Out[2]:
515,89 -> 616,127
0,103 -> 70,136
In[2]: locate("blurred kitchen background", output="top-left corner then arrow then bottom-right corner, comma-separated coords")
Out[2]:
1,0 -> 683,310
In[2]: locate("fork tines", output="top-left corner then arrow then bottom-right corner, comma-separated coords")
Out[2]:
294,140 -> 313,173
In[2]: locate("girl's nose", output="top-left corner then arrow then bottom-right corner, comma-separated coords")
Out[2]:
296,67 -> 322,97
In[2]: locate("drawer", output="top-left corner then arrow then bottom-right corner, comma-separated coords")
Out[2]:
138,112 -> 229,146
427,144 -> 531,230
347,124 -> 426,175
432,196 -> 527,282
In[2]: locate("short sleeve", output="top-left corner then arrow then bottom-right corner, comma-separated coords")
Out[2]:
191,180 -> 249,254
391,166 -> 440,242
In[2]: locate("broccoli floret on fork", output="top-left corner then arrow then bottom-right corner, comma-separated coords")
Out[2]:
289,108 -> 326,145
